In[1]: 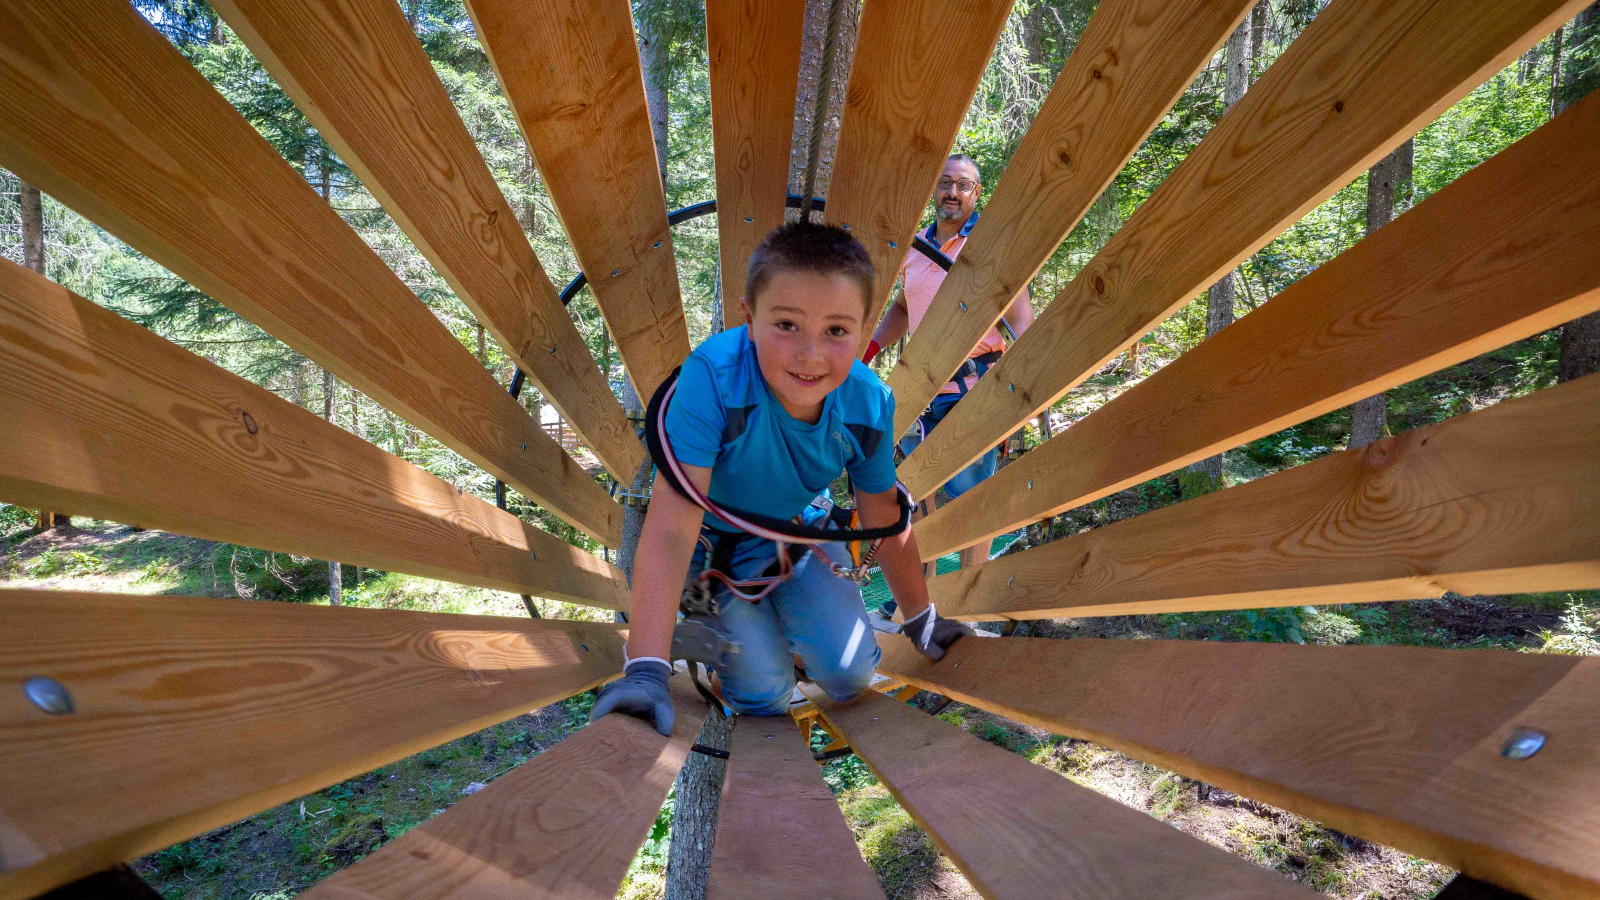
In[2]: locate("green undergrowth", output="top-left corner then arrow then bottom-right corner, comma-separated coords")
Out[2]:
132,696 -> 596,900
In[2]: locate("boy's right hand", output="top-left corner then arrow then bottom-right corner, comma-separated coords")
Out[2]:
590,659 -> 675,736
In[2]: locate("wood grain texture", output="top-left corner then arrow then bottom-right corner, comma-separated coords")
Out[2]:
706,717 -> 883,900
211,0 -> 644,483
898,0 -> 1590,502
914,85 -> 1600,557
707,0 -> 806,325
0,590 -> 627,900
0,260 -> 628,607
823,0 -> 1015,343
928,374 -> 1600,621
802,687 -> 1313,900
299,679 -> 709,900
886,0 -> 1253,439
0,0 -> 622,546
466,0 -> 690,401
875,635 -> 1600,900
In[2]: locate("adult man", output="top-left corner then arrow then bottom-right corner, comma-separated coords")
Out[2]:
863,153 -> 1035,579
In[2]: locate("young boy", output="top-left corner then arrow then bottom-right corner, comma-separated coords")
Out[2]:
592,222 -> 972,735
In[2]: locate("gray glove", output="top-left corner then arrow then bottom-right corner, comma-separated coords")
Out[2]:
590,659 -> 674,736
903,603 -> 975,661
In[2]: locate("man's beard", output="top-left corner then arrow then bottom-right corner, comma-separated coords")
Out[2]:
936,202 -> 965,221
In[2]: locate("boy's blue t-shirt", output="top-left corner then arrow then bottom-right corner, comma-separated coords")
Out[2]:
664,326 -> 897,533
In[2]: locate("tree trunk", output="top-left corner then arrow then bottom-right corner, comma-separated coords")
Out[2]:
662,711 -> 732,900
1249,0 -> 1268,72
709,260 -> 724,334
638,15 -> 670,188
323,366 -> 343,605
788,0 -> 861,204
476,321 -> 487,365
1348,138 -> 1413,447
21,181 -> 66,530
1184,15 -> 1255,492
1556,5 -> 1600,381
616,377 -> 649,583
1021,1 -> 1048,74
1551,24 -> 1566,120
20,181 -> 44,277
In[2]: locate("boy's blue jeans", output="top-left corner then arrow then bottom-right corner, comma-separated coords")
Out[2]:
691,534 -> 880,716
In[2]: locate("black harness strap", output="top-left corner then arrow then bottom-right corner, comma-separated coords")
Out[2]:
949,349 -> 1003,397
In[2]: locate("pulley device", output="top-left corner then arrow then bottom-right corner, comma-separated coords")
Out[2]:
644,367 -> 914,668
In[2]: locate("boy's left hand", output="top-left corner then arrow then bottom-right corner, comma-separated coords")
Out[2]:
902,603 -> 974,661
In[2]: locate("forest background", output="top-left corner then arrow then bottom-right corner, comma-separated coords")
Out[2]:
4,0 -> 1598,546
3,1 -> 1600,898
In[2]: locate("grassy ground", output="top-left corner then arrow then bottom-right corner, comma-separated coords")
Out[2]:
5,518 -> 1594,900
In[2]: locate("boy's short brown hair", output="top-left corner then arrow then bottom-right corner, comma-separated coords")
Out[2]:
745,221 -> 875,317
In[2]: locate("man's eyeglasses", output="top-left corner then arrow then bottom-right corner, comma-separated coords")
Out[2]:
936,178 -> 978,194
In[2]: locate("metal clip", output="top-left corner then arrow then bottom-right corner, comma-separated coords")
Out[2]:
672,618 -> 742,668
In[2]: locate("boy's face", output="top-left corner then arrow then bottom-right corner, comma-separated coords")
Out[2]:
742,270 -> 867,424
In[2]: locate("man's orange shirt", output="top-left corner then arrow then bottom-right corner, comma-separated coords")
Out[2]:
899,216 -> 1005,395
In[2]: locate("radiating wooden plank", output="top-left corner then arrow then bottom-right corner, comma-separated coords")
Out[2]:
0,0 -> 621,546
875,634 -> 1600,900
914,84 -> 1600,558
823,0 -> 1015,343
706,717 -> 883,900
707,0 -> 806,326
886,0 -> 1253,439
211,0 -> 645,483
803,687 -> 1314,900
465,0 -> 690,401
299,679 -> 709,900
0,590 -> 627,900
0,259 -> 628,608
929,374 -> 1600,621
898,0 -> 1590,502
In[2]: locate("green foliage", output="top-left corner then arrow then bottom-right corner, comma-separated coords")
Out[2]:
1239,607 -> 1313,645
627,788 -> 675,878
28,549 -> 104,578
1532,596 -> 1600,656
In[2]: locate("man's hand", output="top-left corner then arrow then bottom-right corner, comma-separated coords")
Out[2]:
590,659 -> 674,736
902,603 -> 974,661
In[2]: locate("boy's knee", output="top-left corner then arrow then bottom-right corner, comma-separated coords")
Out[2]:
715,661 -> 796,717
723,685 -> 795,717
809,637 -> 880,702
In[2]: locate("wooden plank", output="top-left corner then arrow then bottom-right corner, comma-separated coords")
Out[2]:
465,0 -> 690,401
0,590 -> 628,900
913,85 -> 1600,558
0,260 -> 628,607
299,679 -> 709,900
802,687 -> 1313,900
874,634 -> 1600,900
706,0 -> 806,326
823,0 -> 1016,342
706,718 -> 882,900
897,0 -> 1590,502
886,0 -> 1254,439
211,0 -> 645,484
928,374 -> 1600,622
0,0 -> 621,546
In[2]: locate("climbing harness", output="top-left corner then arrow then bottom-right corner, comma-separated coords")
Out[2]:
646,366 -> 914,592
646,366 -> 915,667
